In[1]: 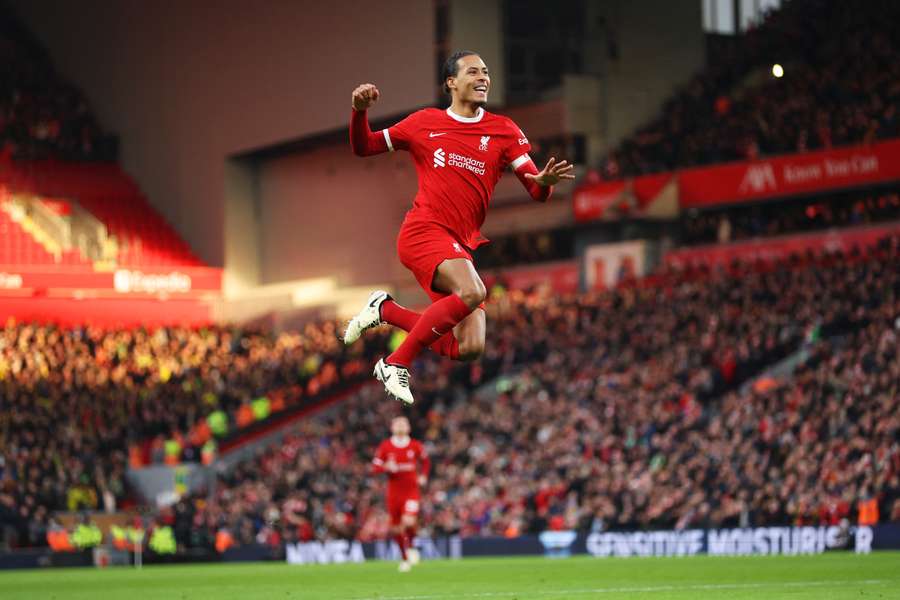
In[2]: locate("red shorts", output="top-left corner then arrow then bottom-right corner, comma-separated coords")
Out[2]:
397,219 -> 474,303
387,491 -> 420,526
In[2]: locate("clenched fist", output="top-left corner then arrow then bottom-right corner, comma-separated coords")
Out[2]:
352,83 -> 380,111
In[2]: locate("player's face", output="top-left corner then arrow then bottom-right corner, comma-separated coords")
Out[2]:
449,54 -> 490,106
391,417 -> 410,437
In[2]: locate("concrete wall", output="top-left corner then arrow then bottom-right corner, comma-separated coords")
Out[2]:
587,0 -> 705,156
449,0 -> 505,107
223,160 -> 260,295
11,0 -> 436,267
256,141 -> 418,286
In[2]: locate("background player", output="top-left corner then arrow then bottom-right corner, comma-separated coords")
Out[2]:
345,50 -> 575,404
371,416 -> 431,572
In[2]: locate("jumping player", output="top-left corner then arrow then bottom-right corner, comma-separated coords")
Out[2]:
345,50 -> 575,404
372,416 -> 431,572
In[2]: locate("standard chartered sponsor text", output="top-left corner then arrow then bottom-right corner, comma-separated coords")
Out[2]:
448,152 -> 486,175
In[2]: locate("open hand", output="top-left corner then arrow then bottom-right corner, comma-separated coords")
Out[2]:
525,157 -> 576,187
352,83 -> 380,111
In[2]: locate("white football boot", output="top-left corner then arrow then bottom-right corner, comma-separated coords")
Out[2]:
343,290 -> 390,345
374,358 -> 415,405
398,560 -> 411,573
407,547 -> 421,566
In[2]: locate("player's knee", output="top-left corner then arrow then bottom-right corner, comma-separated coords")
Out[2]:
458,337 -> 485,361
457,281 -> 486,310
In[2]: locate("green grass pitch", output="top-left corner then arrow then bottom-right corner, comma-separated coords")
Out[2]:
2,552 -> 899,599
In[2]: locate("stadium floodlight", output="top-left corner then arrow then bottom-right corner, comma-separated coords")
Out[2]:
772,64 -> 784,78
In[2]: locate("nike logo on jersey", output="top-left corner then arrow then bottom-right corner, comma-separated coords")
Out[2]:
429,132 -> 447,138
431,327 -> 442,336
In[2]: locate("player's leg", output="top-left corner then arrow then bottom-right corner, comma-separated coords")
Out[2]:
394,521 -> 411,572
387,258 -> 485,366
389,497 -> 409,568
344,291 -> 460,359
376,258 -> 484,403
392,524 -> 409,561
380,291 -> 486,360
384,298 -> 462,359
402,513 -> 420,565
374,224 -> 486,403
451,306 -> 485,361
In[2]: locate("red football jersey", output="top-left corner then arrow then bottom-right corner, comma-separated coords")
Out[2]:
372,436 -> 431,494
383,107 -> 533,249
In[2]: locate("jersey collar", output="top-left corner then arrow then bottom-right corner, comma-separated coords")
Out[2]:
446,106 -> 485,123
391,435 -> 411,448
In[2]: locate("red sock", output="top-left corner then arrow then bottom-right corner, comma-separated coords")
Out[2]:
385,296 -> 471,366
393,533 -> 408,561
405,524 -> 418,549
382,299 -> 459,359
381,300 -> 418,331
430,334 -> 460,360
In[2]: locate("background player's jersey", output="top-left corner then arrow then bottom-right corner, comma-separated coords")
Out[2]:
372,436 -> 431,494
383,107 -> 532,249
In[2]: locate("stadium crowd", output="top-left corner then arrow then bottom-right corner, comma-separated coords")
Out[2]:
3,234 -> 897,551
682,187 -> 900,245
0,320 -> 385,549
600,0 -> 900,178
169,235 -> 898,552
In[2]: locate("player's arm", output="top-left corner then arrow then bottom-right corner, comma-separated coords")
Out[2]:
505,121 -> 575,202
350,83 -> 389,157
372,442 -> 400,475
351,84 -> 420,157
371,442 -> 388,475
512,155 -> 575,203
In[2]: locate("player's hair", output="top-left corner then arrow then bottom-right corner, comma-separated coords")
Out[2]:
442,50 -> 480,95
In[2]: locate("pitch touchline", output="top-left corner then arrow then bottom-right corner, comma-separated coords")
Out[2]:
351,578 -> 888,600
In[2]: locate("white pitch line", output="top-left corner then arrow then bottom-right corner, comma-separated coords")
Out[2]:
350,578 -> 890,600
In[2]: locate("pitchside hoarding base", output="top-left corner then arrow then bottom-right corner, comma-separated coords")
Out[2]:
2,524 -> 896,569
284,524 -> 897,565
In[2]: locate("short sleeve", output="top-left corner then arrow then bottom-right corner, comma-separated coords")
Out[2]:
503,119 -> 532,169
384,110 -> 423,152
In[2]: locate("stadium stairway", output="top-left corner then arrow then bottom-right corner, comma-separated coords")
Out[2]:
0,200 -> 68,265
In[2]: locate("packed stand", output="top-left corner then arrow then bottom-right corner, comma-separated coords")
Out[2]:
691,313 -> 900,530
600,0 -> 900,178
0,320 -> 387,549
682,187 -> 900,245
182,235 -> 898,551
0,12 -> 113,162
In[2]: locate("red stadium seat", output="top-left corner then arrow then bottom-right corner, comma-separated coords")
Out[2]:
0,161 -> 204,268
